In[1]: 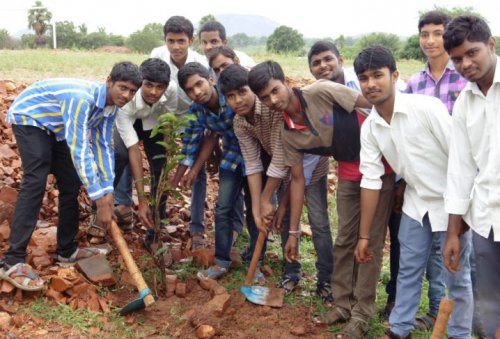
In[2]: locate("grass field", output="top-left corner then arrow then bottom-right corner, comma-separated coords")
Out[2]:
2,49 -> 433,337
0,49 -> 424,83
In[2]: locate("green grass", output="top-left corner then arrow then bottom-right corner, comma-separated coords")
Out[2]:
19,297 -> 134,338
0,49 -> 424,83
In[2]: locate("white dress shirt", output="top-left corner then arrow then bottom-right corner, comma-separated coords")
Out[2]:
150,46 -> 209,116
360,92 -> 451,231
445,56 -> 500,241
116,87 -> 177,148
235,50 -> 256,69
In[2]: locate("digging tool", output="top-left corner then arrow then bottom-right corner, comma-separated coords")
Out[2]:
430,298 -> 455,339
240,231 -> 285,307
109,220 -> 156,315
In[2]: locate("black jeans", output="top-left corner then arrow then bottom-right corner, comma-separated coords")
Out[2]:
4,125 -> 81,266
113,120 -> 167,223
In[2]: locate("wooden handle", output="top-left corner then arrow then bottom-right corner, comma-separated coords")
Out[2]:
110,221 -> 155,306
430,298 -> 455,339
244,231 -> 267,285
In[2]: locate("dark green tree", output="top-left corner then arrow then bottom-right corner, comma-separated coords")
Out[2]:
27,0 -> 52,47
127,23 -> 164,53
266,25 -> 305,55
354,33 -> 402,56
229,33 -> 253,48
399,34 -> 425,60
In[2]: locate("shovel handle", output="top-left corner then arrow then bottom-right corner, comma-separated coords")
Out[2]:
430,298 -> 455,339
244,231 -> 267,286
110,221 -> 155,306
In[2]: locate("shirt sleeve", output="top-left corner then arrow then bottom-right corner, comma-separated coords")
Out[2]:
62,97 -> 111,200
445,96 -> 476,214
234,120 -> 263,176
90,114 -> 115,196
321,80 -> 359,113
282,127 -> 304,168
180,108 -> 205,167
359,119 -> 385,190
115,105 -> 139,149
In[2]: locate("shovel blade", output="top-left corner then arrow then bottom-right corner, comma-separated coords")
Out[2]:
240,286 -> 285,308
119,298 -> 146,315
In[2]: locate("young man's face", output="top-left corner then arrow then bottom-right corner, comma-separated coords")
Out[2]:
105,80 -> 139,107
257,78 -> 290,112
210,54 -> 237,77
182,74 -> 215,105
419,23 -> 447,60
141,80 -> 168,105
225,86 -> 256,116
449,37 -> 497,84
357,67 -> 398,107
200,30 -> 226,56
309,50 -> 344,82
165,32 -> 194,65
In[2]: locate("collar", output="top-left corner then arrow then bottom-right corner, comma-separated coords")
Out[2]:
371,92 -> 408,127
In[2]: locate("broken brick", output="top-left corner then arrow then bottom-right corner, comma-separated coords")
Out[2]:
50,276 -> 73,293
175,282 -> 187,298
75,254 -> 116,287
206,293 -> 232,317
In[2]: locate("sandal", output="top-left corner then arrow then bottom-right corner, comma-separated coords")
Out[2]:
191,233 -> 207,251
87,215 -> 107,238
114,205 -> 134,231
0,263 -> 45,291
334,318 -> 369,339
316,281 -> 334,307
57,247 -> 102,263
414,313 -> 436,331
384,329 -> 412,339
312,306 -> 349,326
276,276 -> 299,295
197,265 -> 228,280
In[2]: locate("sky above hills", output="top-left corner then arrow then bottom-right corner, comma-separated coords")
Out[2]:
1,0 -> 499,39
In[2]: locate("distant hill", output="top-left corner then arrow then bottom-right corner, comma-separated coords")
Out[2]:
216,14 -> 279,37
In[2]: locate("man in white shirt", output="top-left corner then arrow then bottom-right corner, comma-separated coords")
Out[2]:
353,45 -> 472,339
150,16 -> 211,248
198,21 -> 255,71
114,58 -> 175,234
443,15 -> 500,338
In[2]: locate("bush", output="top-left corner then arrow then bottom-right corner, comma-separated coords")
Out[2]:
126,23 -> 164,54
267,25 -> 305,55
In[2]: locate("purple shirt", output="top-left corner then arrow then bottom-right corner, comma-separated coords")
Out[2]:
405,62 -> 467,114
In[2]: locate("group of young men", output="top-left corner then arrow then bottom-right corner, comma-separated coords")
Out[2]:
1,11 -> 499,339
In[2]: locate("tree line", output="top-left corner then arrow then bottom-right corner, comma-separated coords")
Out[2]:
0,2 -> 499,59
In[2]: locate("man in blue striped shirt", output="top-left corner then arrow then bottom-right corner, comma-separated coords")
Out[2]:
0,62 -> 141,290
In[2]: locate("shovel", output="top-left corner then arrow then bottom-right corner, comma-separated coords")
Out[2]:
109,220 -> 156,315
430,298 -> 455,339
240,231 -> 285,308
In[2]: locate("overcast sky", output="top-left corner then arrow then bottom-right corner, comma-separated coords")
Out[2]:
1,0 -> 499,39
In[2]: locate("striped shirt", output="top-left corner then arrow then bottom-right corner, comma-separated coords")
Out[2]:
405,61 -> 467,114
234,98 -> 328,184
181,90 -> 243,172
7,79 -> 117,200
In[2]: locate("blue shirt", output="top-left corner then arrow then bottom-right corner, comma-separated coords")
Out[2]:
7,78 -> 116,200
181,90 -> 243,172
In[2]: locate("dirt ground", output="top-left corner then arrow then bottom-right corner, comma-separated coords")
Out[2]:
0,79 -> 339,338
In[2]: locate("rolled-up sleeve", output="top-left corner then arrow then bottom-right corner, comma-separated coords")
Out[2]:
234,123 -> 263,176
180,111 -> 204,168
359,121 -> 385,190
116,107 -> 139,149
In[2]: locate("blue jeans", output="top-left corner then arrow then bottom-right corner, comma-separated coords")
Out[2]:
189,167 -> 244,235
114,165 -> 133,206
425,234 -> 446,317
305,175 -> 333,284
389,213 -> 473,338
472,230 -> 500,339
214,166 -> 245,269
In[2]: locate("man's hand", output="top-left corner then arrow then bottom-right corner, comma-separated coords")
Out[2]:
254,216 -> 269,234
180,169 -> 198,188
260,200 -> 276,225
443,233 -> 462,273
96,193 -> 114,230
284,235 -> 299,262
137,200 -> 153,229
355,239 -> 373,264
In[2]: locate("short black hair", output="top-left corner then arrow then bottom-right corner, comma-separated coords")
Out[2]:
418,10 -> 451,32
307,40 -> 340,65
109,61 -> 142,87
163,16 -> 194,39
353,45 -> 397,76
140,58 -> 170,86
207,46 -> 237,68
218,64 -> 249,95
248,61 -> 285,95
177,62 -> 210,91
443,15 -> 492,53
199,21 -> 226,40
